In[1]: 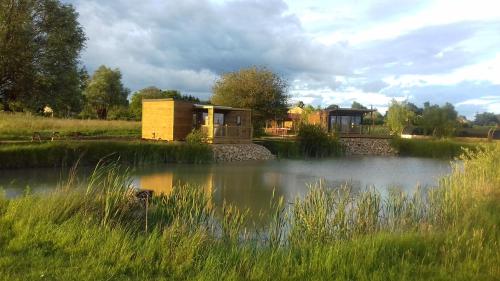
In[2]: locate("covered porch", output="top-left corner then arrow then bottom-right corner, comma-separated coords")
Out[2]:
193,104 -> 253,143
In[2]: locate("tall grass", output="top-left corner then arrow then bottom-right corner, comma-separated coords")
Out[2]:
391,137 -> 479,158
0,144 -> 498,280
0,141 -> 213,168
0,112 -> 140,140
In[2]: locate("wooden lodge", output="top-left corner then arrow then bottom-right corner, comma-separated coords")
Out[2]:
310,108 -> 376,135
266,106 -> 376,136
142,99 -> 252,143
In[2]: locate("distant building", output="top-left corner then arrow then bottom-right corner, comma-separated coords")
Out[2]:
309,108 -> 375,134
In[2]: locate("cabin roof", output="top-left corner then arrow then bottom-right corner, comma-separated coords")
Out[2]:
326,108 -> 375,115
141,98 -> 250,111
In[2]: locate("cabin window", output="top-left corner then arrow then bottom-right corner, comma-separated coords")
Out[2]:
192,113 -> 197,126
236,116 -> 241,126
203,112 -> 208,125
214,113 -> 224,125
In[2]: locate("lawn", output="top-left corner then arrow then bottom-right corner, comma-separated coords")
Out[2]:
0,112 -> 140,140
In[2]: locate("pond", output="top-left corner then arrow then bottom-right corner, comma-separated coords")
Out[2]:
0,156 -> 453,223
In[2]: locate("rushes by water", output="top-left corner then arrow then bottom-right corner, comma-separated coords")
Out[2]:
0,144 -> 499,280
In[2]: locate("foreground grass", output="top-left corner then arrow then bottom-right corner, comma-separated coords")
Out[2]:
0,144 -> 499,280
390,137 -> 481,158
0,141 -> 213,168
0,112 -> 140,140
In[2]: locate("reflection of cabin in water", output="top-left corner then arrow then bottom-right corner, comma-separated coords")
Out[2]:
310,108 -> 376,134
142,99 -> 252,143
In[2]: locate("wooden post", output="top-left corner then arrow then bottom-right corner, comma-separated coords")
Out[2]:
208,107 -> 214,141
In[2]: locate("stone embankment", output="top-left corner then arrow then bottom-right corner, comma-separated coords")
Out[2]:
340,138 -> 397,156
212,144 -> 275,162
212,143 -> 275,162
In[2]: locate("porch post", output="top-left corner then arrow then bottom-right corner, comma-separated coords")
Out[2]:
208,107 -> 214,140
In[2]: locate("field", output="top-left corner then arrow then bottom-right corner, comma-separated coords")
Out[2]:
391,138 -> 482,158
0,112 -> 140,140
0,143 -> 498,280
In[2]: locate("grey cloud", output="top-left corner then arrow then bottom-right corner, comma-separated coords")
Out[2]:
354,21 -> 500,76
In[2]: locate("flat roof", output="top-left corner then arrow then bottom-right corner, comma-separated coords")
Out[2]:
142,99 -> 250,111
194,104 -> 250,111
326,108 -> 375,114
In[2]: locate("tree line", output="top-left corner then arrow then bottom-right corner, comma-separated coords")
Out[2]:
1,0 -> 497,132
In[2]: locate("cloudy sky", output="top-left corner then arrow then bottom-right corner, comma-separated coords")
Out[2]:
64,0 -> 500,118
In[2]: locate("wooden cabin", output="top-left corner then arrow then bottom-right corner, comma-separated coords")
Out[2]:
309,108 -> 375,134
142,99 -> 252,143
265,106 -> 304,136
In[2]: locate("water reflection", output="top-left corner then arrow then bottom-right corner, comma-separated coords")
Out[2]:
0,157 -> 452,225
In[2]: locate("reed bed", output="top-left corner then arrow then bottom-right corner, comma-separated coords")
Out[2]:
0,141 -> 213,168
391,137 -> 479,158
0,112 -> 140,140
0,144 -> 498,280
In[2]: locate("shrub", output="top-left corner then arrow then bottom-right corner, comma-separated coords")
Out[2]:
297,124 -> 343,157
185,129 -> 206,145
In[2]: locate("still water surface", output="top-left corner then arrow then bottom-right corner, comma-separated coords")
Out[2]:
1,157 -> 452,216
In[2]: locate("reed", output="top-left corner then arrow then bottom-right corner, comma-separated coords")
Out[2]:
0,141 -> 213,168
0,143 -> 498,280
391,137 -> 479,158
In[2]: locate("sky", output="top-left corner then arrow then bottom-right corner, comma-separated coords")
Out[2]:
64,0 -> 500,118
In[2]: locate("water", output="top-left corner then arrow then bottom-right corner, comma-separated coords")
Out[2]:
0,157 -> 452,219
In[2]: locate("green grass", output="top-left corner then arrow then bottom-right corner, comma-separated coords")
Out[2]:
0,144 -> 498,280
0,112 -> 140,140
255,138 -> 344,159
0,141 -> 213,168
390,138 -> 480,158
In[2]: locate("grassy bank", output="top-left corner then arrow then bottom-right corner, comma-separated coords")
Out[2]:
0,141 -> 213,168
0,112 -> 140,140
0,144 -> 498,280
391,138 -> 480,158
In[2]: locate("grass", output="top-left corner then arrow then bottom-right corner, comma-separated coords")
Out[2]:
0,141 -> 213,168
0,112 -> 140,140
0,143 -> 498,280
390,137 -> 481,158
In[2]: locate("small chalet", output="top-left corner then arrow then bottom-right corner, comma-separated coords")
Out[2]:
142,99 -> 252,143
310,108 -> 376,134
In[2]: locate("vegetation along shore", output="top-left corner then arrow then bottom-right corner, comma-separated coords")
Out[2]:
0,143 -> 498,280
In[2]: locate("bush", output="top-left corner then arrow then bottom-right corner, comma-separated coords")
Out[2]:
297,124 -> 343,158
185,129 -> 206,144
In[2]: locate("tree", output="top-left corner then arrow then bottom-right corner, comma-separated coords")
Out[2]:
421,102 -> 458,137
83,66 -> 129,119
0,0 -> 86,114
386,100 -> 415,136
129,87 -> 200,120
474,112 -> 499,126
351,101 -> 367,109
296,101 -> 305,108
211,66 -> 289,130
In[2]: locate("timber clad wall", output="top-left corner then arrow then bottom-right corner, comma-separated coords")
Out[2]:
225,110 -> 251,126
173,101 -> 194,140
142,100 -> 174,140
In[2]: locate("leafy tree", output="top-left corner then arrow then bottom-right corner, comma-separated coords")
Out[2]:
363,111 -> 384,125
0,0 -> 86,114
351,101 -> 367,109
386,100 -> 415,135
406,102 -> 423,115
421,102 -> 458,137
211,66 -> 289,131
296,101 -> 305,108
129,87 -> 200,120
83,66 -> 129,119
474,112 -> 499,126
